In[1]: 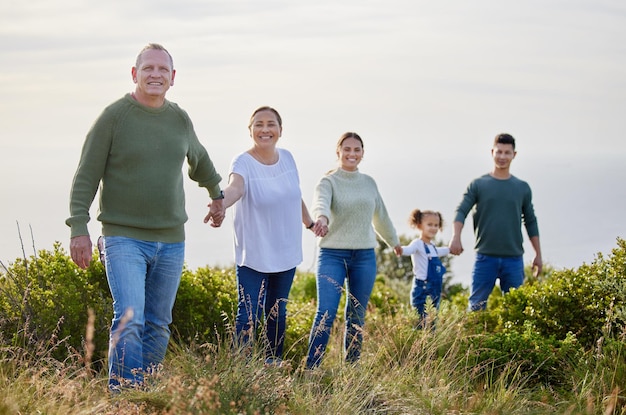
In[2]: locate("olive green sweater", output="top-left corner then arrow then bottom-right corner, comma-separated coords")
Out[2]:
66,94 -> 222,243
313,168 -> 399,249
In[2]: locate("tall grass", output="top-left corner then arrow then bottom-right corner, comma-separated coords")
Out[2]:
2,300 -> 623,414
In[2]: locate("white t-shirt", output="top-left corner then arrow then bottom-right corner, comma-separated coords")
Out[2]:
402,239 -> 450,281
230,148 -> 303,273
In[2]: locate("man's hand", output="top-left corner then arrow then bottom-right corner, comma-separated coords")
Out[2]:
70,235 -> 93,269
449,237 -> 464,255
532,256 -> 543,277
448,221 -> 465,255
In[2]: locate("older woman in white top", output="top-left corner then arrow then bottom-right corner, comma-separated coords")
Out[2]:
207,106 -> 320,364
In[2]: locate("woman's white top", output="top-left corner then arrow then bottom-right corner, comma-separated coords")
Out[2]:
230,148 -> 303,273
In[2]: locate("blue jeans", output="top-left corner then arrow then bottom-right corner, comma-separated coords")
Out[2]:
469,253 -> 524,311
235,265 -> 296,360
307,248 -> 377,368
103,236 -> 184,389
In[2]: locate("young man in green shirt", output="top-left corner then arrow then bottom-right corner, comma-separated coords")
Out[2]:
66,43 -> 224,391
449,133 -> 542,311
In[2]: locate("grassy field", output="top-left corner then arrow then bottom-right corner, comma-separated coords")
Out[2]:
1,300 -> 623,415
2,237 -> 625,414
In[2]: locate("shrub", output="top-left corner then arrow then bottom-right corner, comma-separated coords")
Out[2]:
171,266 -> 238,344
369,274 -> 404,317
465,321 -> 583,388
0,242 -> 111,364
496,238 -> 626,349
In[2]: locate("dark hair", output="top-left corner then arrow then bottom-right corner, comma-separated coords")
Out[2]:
248,106 -> 283,129
136,43 -> 174,69
336,132 -> 364,152
494,133 -> 516,149
408,209 -> 444,230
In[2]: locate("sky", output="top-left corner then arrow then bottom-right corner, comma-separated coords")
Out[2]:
1,0 -> 625,287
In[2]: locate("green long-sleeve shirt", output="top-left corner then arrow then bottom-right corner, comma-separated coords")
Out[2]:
66,94 -> 222,243
313,168 -> 399,249
454,173 -> 539,257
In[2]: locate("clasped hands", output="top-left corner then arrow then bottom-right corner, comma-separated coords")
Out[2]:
204,199 -> 225,228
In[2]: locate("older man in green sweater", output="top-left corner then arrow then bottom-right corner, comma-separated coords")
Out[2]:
66,43 -> 224,391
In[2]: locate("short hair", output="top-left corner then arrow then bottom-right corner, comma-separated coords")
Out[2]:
494,133 -> 515,149
135,43 -> 174,69
248,106 -> 283,129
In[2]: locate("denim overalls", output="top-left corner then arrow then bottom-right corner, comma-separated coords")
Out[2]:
411,242 -> 446,325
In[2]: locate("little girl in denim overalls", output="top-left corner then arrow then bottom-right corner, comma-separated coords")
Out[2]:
398,209 -> 450,328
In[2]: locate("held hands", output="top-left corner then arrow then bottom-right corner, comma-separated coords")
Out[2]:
310,217 -> 329,237
448,237 -> 464,255
204,199 -> 225,228
70,235 -> 93,269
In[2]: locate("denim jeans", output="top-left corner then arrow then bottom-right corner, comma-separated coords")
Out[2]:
103,236 -> 184,389
235,265 -> 296,360
469,253 -> 524,311
307,248 -> 377,368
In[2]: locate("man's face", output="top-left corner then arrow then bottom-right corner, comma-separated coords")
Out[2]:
132,49 -> 175,99
491,143 -> 516,170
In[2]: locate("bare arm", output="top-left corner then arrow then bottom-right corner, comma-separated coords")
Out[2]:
302,200 -> 326,237
204,173 -> 244,227
301,199 -> 314,228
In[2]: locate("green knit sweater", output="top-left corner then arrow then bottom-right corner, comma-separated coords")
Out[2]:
454,173 -> 539,256
66,94 -> 222,243
313,168 -> 399,249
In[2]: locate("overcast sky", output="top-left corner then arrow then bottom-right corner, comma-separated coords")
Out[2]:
1,0 -> 625,285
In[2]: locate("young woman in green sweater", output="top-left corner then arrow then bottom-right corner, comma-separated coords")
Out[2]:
306,132 -> 401,369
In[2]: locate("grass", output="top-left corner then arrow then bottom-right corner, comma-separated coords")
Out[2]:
1,300 -> 623,415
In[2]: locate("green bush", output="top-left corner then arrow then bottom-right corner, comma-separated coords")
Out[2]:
496,238 -> 626,349
465,321 -> 583,388
171,266 -> 238,344
0,242 -> 111,364
369,274 -> 404,317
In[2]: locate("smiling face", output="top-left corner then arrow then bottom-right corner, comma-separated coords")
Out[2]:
418,213 -> 442,242
491,142 -> 517,173
131,49 -> 175,107
337,136 -> 363,171
249,109 -> 282,150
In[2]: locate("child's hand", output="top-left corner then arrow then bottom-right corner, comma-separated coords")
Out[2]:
393,245 -> 403,256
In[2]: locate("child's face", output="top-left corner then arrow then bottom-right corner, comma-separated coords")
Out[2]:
418,214 -> 441,240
